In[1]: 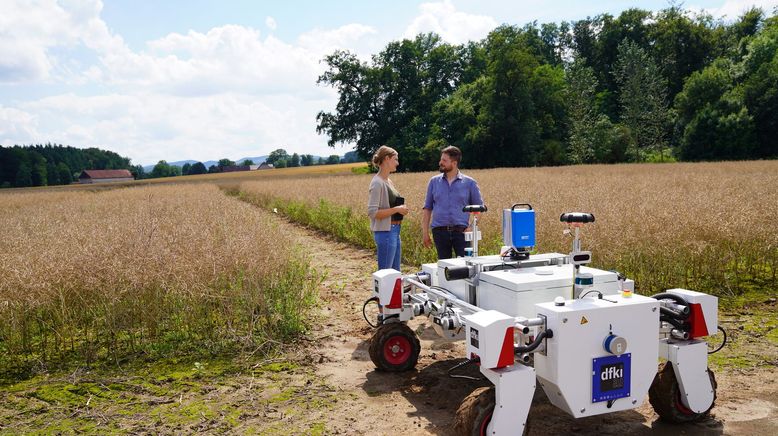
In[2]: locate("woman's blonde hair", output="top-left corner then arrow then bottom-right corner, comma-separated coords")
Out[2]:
372,145 -> 397,166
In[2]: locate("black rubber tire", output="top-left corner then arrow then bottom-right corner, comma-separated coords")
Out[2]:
648,361 -> 717,423
454,387 -> 495,436
454,386 -> 530,436
368,322 -> 420,372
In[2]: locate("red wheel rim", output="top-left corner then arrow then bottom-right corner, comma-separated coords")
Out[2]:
383,335 -> 411,365
676,391 -> 694,415
479,411 -> 493,436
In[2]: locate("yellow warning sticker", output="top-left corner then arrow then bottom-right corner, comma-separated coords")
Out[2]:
580,316 -> 589,325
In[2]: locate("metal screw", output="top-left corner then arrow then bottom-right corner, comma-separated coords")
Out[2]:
580,408 -> 586,413
563,318 -> 568,323
652,307 -> 657,312
632,400 -> 637,404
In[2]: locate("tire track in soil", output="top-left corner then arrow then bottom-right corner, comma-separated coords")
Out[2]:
269,213 -> 778,435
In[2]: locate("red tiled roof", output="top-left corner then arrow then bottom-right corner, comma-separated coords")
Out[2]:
80,169 -> 134,179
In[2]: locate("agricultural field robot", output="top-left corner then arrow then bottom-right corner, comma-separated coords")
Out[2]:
365,204 -> 724,435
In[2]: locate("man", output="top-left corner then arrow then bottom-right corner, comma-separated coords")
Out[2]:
422,146 -> 484,259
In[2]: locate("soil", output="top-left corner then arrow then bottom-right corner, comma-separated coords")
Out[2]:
272,213 -> 778,435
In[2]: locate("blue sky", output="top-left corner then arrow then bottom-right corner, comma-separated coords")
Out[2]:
1,0 -> 776,166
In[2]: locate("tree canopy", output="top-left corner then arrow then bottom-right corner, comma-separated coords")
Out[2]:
317,6 -> 778,169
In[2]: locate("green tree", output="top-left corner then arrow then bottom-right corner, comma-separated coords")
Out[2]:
46,163 -> 60,185
181,162 -> 191,175
189,162 -> 207,174
741,16 -> 778,158
317,33 -> 464,170
240,159 -> 254,166
129,164 -> 144,180
674,59 -> 756,160
565,58 -> 602,163
218,158 -> 235,167
208,165 -> 220,173
28,151 -> 47,186
614,39 -> 670,161
651,5 -> 718,99
326,155 -> 340,164
289,153 -> 300,167
151,160 -> 176,178
15,162 -> 32,187
266,149 -> 289,166
58,163 -> 72,184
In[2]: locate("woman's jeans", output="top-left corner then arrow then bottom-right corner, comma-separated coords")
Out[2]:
374,224 -> 401,270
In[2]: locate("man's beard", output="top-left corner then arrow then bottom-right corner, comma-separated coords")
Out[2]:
439,165 -> 450,173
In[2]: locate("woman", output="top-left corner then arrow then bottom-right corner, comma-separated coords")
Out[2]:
367,145 -> 408,271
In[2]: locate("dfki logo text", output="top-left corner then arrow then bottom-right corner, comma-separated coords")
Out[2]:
601,365 -> 623,381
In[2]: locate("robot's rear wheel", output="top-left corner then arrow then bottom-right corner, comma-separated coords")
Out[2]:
368,322 -> 420,372
648,361 -> 717,423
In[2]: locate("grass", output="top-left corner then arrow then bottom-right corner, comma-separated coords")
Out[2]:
0,354 -> 340,434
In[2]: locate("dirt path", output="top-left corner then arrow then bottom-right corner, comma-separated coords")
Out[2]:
271,213 -> 778,435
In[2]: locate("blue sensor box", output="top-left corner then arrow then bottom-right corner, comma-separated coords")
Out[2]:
510,208 -> 535,248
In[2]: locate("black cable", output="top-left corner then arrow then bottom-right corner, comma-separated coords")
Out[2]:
708,326 -> 728,354
579,290 -> 603,299
660,305 -> 690,320
447,356 -> 484,381
362,297 -> 380,328
651,292 -> 689,307
515,329 -> 554,354
660,315 -> 687,331
430,285 -> 459,299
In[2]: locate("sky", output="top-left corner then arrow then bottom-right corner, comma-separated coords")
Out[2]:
1,0 -> 777,166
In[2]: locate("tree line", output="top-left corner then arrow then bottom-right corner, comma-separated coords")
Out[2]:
144,149 -> 361,179
0,144 -> 361,187
317,5 -> 778,169
0,144 -> 133,188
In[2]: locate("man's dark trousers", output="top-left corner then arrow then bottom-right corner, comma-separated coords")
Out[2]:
432,226 -> 467,259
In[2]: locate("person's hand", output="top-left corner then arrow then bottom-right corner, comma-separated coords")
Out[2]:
394,205 -> 409,216
423,232 -> 432,248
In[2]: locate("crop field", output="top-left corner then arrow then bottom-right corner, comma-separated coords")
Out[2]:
0,184 -> 318,377
239,160 -> 778,300
1,161 -> 776,434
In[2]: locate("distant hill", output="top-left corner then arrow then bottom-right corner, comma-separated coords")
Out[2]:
143,156 -> 269,172
141,154 -> 352,172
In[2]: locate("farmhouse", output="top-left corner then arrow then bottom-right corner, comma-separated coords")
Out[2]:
258,162 -> 274,169
78,169 -> 134,184
221,165 -> 260,172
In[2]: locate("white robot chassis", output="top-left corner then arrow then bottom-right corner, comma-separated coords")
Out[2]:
365,204 -> 725,435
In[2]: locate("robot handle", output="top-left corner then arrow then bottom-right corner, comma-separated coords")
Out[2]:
560,212 -> 595,224
462,205 -> 487,213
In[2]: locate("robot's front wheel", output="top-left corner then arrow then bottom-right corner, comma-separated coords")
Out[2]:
368,322 -> 420,372
649,361 -> 717,423
454,387 -> 495,436
455,386 -> 530,436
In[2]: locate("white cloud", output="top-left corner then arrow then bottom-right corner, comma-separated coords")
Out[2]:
404,0 -> 498,44
0,0 -> 499,164
0,105 -> 40,145
20,90 -> 341,165
266,16 -> 277,31
298,23 -> 380,60
710,0 -> 778,19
